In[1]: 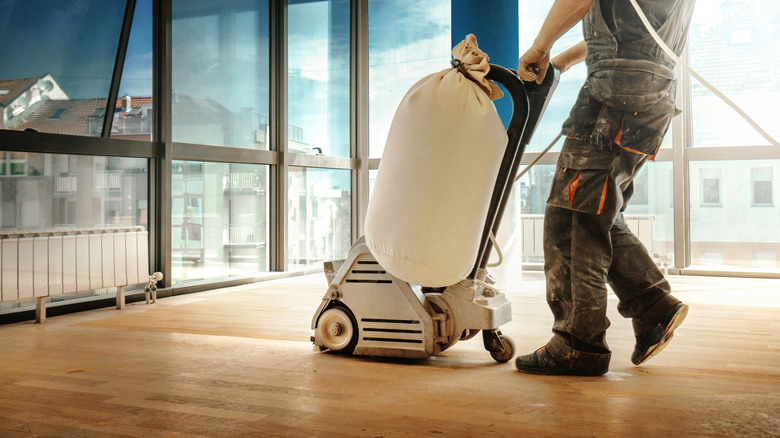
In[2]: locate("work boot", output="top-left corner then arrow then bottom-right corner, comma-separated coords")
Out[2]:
515,346 -> 608,376
632,302 -> 689,365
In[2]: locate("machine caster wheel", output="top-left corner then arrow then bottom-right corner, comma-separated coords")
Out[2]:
316,307 -> 357,353
489,334 -> 515,363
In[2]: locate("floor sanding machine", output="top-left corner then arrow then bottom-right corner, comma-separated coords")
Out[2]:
311,64 -> 559,362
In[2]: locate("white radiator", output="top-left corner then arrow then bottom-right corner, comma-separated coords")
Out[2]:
0,226 -> 150,322
521,214 -> 655,260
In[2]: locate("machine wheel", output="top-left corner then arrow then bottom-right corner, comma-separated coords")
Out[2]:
316,307 -> 357,353
489,334 -> 515,363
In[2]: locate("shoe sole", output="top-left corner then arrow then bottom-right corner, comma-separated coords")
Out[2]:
633,304 -> 689,366
515,365 -> 608,376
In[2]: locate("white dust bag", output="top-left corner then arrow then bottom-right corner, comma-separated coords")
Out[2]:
365,34 -> 507,288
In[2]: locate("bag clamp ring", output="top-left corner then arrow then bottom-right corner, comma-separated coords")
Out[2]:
450,58 -> 476,82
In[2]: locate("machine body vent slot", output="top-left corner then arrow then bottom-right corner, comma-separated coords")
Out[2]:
346,279 -> 393,284
362,337 -> 423,344
361,318 -> 420,324
363,328 -> 422,334
344,258 -> 392,284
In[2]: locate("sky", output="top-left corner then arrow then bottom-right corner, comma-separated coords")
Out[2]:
0,0 -> 152,99
119,0 -> 154,97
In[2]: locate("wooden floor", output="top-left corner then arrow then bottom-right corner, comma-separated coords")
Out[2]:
1,272 -> 779,437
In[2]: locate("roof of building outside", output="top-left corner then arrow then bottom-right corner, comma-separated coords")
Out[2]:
0,76 -> 43,107
9,98 -> 106,136
116,96 -> 153,108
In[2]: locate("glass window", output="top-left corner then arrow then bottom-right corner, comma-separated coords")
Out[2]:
631,166 -> 650,205
752,251 -> 776,268
369,169 -> 378,200
699,168 -> 722,206
518,163 -> 555,261
516,164 -> 556,217
171,161 -> 269,284
751,167 -> 773,206
486,4 -> 588,282
0,153 -> 148,312
689,0 -> 780,147
488,163 -> 556,284
702,178 -> 720,204
0,0 -> 127,137
288,0 -> 350,157
113,0 -> 154,141
698,250 -> 724,267
0,153 -> 148,229
480,162 -> 556,284
624,161 -> 675,262
288,167 -> 351,269
519,3 -> 586,153
368,0 -> 451,159
171,0 -> 270,149
689,160 -> 780,271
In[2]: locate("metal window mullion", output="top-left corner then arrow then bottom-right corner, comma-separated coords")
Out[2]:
0,130 -> 153,157
673,43 -> 693,270
152,0 -> 173,287
518,150 -> 560,167
269,0 -> 289,272
171,142 -> 278,165
102,0 -> 138,138
351,0 -> 369,240
685,145 -> 780,161
287,153 -> 355,169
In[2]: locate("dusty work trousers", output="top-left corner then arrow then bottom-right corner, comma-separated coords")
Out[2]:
543,140 -> 680,372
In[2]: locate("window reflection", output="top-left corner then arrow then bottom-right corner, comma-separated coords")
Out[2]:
368,0 -> 451,159
171,161 -> 269,283
689,0 -> 780,146
689,160 -> 780,270
0,0 -> 126,137
171,0 -> 271,149
624,162 -> 675,263
0,153 -> 148,229
0,153 -> 148,311
492,160 -> 677,279
288,167 -> 351,268
485,162 -> 556,284
518,3 -> 586,153
288,0 -> 350,157
113,0 -> 154,140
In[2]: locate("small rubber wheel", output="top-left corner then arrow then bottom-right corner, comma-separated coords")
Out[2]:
489,334 -> 516,363
316,307 -> 356,353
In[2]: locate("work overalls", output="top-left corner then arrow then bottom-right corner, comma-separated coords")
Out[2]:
542,0 -> 696,372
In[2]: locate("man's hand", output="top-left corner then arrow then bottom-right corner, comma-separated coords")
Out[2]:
518,46 -> 551,84
550,40 -> 587,73
517,0 -> 593,83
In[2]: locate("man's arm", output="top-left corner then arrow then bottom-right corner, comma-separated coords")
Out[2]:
518,0 -> 593,83
551,40 -> 586,73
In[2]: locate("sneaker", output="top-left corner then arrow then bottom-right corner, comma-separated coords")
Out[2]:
632,302 -> 689,365
515,346 -> 608,376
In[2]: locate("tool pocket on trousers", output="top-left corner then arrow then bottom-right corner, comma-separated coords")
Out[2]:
548,166 -> 613,216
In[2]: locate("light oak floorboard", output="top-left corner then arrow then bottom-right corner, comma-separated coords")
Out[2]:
0,272 -> 778,437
